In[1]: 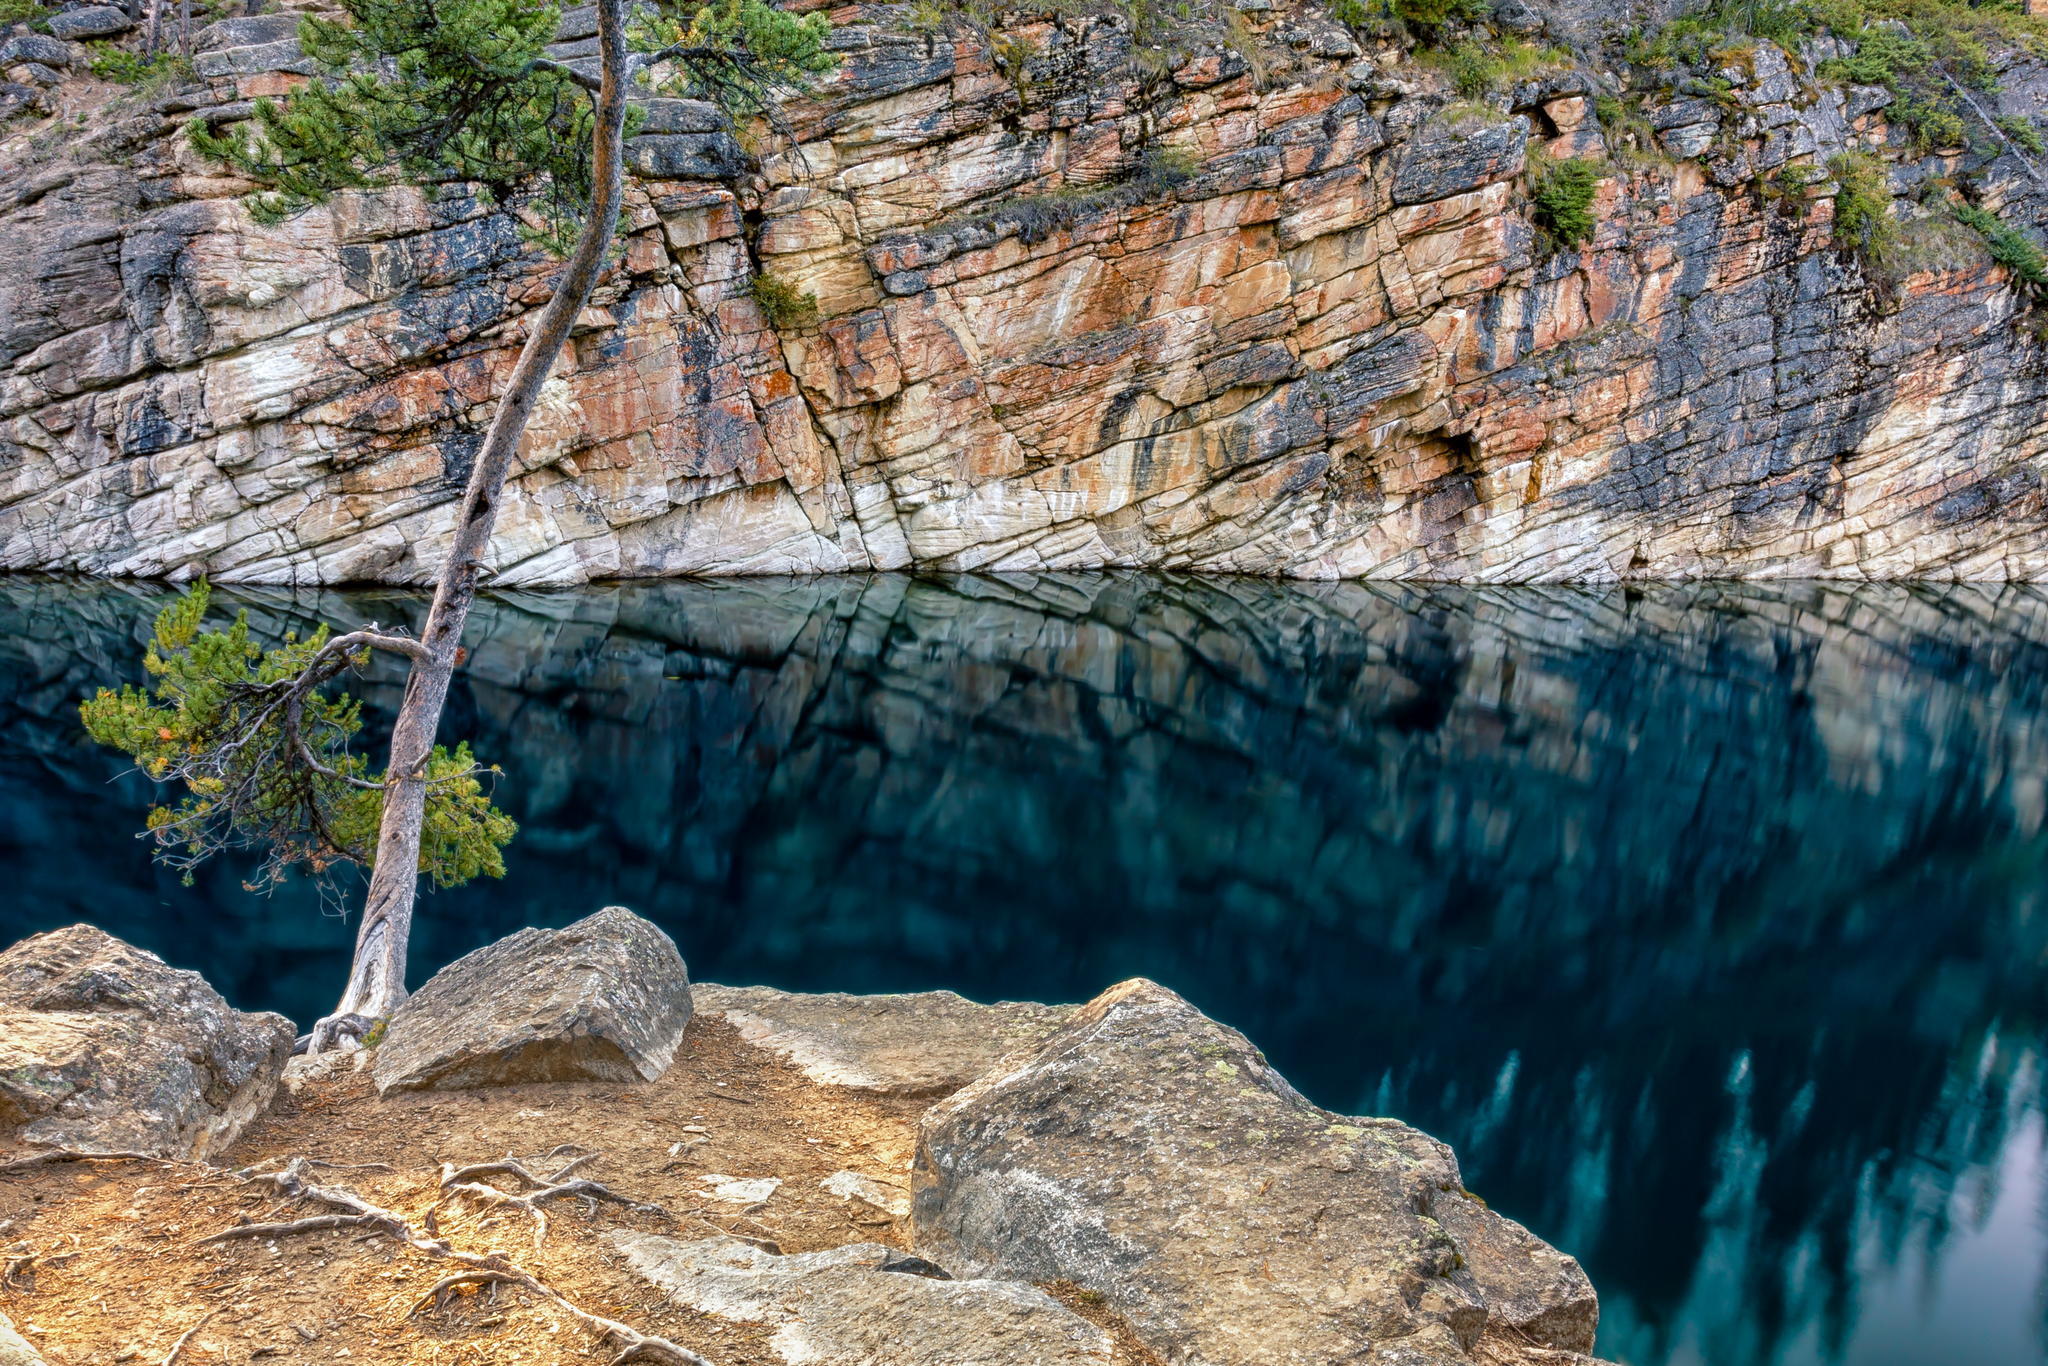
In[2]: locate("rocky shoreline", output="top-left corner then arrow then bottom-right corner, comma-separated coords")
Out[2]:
0,911 -> 1617,1365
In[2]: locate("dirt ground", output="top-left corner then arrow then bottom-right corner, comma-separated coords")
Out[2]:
0,1016 -> 1154,1366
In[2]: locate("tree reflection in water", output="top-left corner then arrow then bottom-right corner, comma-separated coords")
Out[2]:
4,573 -> 2046,1366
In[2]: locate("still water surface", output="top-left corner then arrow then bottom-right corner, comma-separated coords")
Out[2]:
2,573 -> 2046,1366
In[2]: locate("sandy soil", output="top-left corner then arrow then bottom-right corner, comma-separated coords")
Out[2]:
0,1016 -> 1153,1366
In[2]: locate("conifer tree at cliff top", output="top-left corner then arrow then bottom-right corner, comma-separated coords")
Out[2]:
82,0 -> 834,1053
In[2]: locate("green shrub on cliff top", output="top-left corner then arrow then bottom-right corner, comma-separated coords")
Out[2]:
1636,1 -> 2048,155
0,0 -> 51,31
1420,34 -> 1569,95
1388,0 -> 1490,28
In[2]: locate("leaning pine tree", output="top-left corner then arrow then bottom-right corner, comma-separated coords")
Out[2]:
82,0 -> 834,1053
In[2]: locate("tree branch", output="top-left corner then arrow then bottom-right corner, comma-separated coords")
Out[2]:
325,629 -> 432,664
527,56 -> 604,93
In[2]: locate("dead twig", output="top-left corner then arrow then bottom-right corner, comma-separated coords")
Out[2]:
161,1309 -> 219,1366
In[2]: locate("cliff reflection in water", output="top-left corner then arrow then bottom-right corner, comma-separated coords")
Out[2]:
4,573 -> 2047,1366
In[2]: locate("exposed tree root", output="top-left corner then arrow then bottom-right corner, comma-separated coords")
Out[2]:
2,1241 -> 82,1291
0,1150 -> 159,1176
436,1146 -> 667,1249
208,1156 -> 706,1366
195,1212 -> 390,1246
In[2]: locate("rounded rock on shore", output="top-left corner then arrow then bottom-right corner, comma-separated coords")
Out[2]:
371,906 -> 693,1094
0,924 -> 293,1162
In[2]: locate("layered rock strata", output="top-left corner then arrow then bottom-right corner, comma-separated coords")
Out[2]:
4,3 -> 2048,582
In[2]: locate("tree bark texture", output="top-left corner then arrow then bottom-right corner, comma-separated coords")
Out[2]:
307,0 -> 634,1050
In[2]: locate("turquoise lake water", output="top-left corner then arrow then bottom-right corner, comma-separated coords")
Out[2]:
2,572 -> 2045,1366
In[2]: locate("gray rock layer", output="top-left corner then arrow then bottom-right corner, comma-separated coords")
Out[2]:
608,1232 -> 1114,1366
0,924 -> 293,1160
913,978 -> 1606,1366
372,906 -> 692,1093
694,984 -> 1073,1097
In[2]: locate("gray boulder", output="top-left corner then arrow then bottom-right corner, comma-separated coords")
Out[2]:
637,97 -> 724,134
44,5 -> 130,39
373,906 -> 692,1094
0,925 -> 293,1161
912,979 -> 1609,1366
1391,115 -> 1530,206
0,34 -> 70,68
624,131 -> 747,181
608,1232 -> 1114,1366
694,984 -> 1072,1097
0,1311 -> 47,1366
0,80 -> 41,120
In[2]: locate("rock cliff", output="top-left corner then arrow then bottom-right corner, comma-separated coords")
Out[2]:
5,0 -> 2048,581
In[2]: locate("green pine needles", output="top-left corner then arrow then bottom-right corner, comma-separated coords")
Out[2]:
1529,152 -> 1603,251
1827,151 -> 1900,266
1953,200 -> 2048,296
80,584 -> 516,893
190,0 -> 833,250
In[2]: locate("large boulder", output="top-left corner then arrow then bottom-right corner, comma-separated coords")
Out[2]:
44,5 -> 131,39
912,979 -> 1609,1366
0,1311 -> 47,1366
608,1232 -> 1114,1366
0,35 -> 70,68
373,907 -> 692,1094
694,985 -> 1073,1097
0,926 -> 293,1161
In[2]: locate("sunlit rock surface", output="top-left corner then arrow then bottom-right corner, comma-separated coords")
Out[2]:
6,6 -> 2048,582
915,977 -> 1607,1366
693,984 -> 1074,1096
0,1312 -> 46,1366
609,1233 -> 1117,1366
373,906 -> 693,1093
0,924 -> 293,1159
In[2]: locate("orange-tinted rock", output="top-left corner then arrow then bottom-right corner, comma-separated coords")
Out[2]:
5,7 -> 2048,583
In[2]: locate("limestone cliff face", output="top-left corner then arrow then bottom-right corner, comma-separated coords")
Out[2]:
5,1 -> 2048,583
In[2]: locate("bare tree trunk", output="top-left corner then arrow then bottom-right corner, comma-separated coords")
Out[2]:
306,0 -> 633,1052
